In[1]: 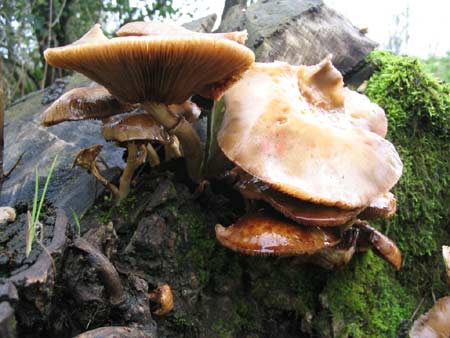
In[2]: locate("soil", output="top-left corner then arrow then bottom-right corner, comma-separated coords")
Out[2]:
0,202 -> 56,277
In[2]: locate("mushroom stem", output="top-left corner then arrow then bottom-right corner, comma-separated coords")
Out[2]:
117,143 -> 146,202
146,143 -> 161,167
91,165 -> 120,199
164,136 -> 182,161
143,102 -> 202,181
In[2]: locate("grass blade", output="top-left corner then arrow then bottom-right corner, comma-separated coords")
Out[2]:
35,154 -> 58,225
31,168 -> 39,225
70,208 -> 81,236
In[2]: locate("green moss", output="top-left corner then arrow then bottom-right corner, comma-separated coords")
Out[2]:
326,50 -> 450,337
326,252 -> 415,338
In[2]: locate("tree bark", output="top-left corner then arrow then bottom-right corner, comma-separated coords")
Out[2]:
221,0 -> 247,21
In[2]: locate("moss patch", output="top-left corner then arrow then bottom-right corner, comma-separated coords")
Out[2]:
325,50 -> 450,337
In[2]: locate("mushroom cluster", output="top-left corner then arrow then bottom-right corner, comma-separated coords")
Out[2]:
215,57 -> 404,269
42,22 -> 254,202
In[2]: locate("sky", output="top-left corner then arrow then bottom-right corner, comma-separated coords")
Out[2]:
170,0 -> 450,58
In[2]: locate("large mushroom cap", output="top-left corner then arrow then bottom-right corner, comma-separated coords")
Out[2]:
44,23 -> 255,104
101,110 -> 171,144
218,59 -> 403,209
42,85 -> 136,126
215,210 -> 340,256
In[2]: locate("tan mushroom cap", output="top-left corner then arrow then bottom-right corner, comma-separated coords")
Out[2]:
215,210 -> 340,256
218,59 -> 403,209
44,23 -> 255,104
101,110 -> 171,144
117,21 -> 248,45
410,296 -> 450,338
42,85 -> 136,126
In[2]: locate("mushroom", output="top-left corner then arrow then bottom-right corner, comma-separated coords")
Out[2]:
41,81 -> 202,201
147,284 -> 174,316
218,58 -> 402,209
41,85 -> 136,126
116,20 -> 248,44
410,296 -> 450,338
215,210 -> 341,257
44,23 -> 255,181
214,57 -> 403,269
234,170 -> 363,227
73,144 -> 120,198
101,110 -> 178,201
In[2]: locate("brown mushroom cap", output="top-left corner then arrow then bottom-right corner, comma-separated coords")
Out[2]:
359,192 -> 397,220
42,85 -> 136,126
236,171 -> 362,227
148,284 -> 174,316
101,110 -> 171,144
218,59 -> 403,209
117,21 -> 248,44
44,23 -> 255,104
73,144 -> 103,169
410,296 -> 450,338
215,210 -> 340,256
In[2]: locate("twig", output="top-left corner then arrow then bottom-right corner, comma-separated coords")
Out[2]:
409,296 -> 425,321
72,237 -> 125,306
50,0 -> 67,28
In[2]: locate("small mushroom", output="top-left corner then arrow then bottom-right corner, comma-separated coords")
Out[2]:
410,296 -> 450,338
356,221 -> 402,270
73,145 -> 119,198
148,284 -> 174,316
215,210 -> 340,256
44,23 -> 255,181
41,85 -> 136,126
218,58 -> 402,209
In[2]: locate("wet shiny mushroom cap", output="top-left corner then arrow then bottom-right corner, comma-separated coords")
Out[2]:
215,210 -> 340,256
101,110 -> 171,144
42,85 -> 136,126
44,23 -> 255,104
218,58 -> 403,209
235,171 -> 362,227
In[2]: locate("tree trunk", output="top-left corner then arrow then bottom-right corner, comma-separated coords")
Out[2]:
221,0 -> 247,21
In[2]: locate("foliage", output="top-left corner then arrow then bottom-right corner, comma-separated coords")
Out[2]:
325,50 -> 450,337
421,51 -> 450,83
0,0 -> 180,102
26,154 -> 58,256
